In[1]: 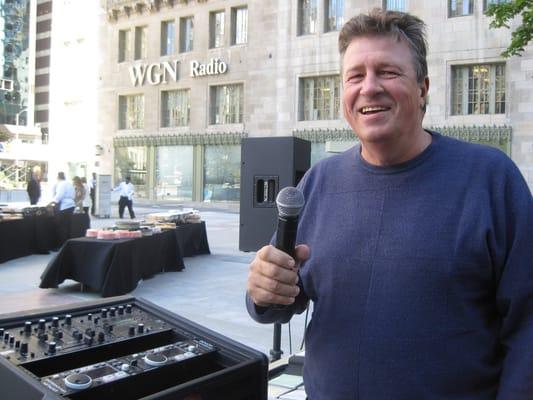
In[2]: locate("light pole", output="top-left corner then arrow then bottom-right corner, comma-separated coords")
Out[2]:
14,108 -> 28,186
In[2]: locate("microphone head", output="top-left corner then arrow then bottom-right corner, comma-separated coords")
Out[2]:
276,187 -> 305,218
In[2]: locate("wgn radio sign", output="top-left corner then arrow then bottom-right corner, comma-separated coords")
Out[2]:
128,58 -> 228,86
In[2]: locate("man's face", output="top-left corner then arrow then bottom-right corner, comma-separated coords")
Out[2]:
342,35 -> 428,148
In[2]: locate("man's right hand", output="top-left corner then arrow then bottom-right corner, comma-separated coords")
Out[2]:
247,244 -> 310,308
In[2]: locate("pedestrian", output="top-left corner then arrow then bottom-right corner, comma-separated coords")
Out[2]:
113,176 -> 135,219
81,177 -> 90,215
72,176 -> 86,213
246,9 -> 533,399
90,172 -> 96,216
51,171 -> 76,247
26,166 -> 41,205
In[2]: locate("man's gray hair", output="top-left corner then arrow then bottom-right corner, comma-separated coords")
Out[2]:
339,8 -> 428,84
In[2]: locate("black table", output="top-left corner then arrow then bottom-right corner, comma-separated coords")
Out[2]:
40,222 -> 209,297
175,221 -> 210,257
0,213 -> 90,263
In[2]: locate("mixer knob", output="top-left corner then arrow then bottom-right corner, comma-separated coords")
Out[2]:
143,353 -> 167,367
56,331 -> 63,340
84,335 -> 93,346
48,342 -> 56,354
9,335 -> 14,346
20,342 -> 28,356
128,326 -> 135,336
118,306 -> 124,315
109,308 -> 116,317
126,304 -> 132,314
98,332 -> 105,343
15,340 -> 20,349
64,373 -> 92,390
52,317 -> 59,328
101,308 -> 108,318
87,313 -> 92,321
0,328 -> 4,337
121,363 -> 130,371
24,321 -> 32,334
65,314 -> 72,325
94,317 -> 99,325
137,323 -> 144,334
38,319 -> 46,330
3,332 -> 9,342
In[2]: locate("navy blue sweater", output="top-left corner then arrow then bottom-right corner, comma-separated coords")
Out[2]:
247,132 -> 533,399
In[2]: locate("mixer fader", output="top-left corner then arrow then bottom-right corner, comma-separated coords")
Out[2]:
0,296 -> 267,400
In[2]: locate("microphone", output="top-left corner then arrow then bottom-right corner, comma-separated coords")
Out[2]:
271,186 -> 305,361
275,186 -> 305,259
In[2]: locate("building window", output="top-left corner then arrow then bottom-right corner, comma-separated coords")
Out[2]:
119,94 -> 144,129
204,145 -> 241,202
231,6 -> 248,45
115,147 -> 147,197
484,0 -> 510,11
161,20 -> 175,56
210,84 -> 243,124
210,11 -> 225,48
161,89 -> 190,127
134,26 -> 147,60
383,0 -> 406,11
118,29 -> 130,62
451,64 -> 506,115
299,0 -> 317,35
449,0 -> 473,17
179,16 -> 194,53
300,75 -> 340,120
325,0 -> 344,32
156,146 -> 194,201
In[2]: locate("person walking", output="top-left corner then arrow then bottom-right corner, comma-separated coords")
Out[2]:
113,176 -> 135,219
26,166 -> 41,205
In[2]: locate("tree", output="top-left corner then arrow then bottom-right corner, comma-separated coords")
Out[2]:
486,0 -> 533,58
0,131 -> 9,143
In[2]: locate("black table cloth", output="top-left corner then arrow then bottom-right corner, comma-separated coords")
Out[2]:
0,213 -> 90,263
175,221 -> 210,257
40,222 -> 209,297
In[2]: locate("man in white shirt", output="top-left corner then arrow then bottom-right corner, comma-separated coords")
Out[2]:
113,176 -> 135,219
51,171 -> 76,247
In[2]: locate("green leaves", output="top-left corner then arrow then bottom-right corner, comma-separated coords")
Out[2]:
486,0 -> 533,58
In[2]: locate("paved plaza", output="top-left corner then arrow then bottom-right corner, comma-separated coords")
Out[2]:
0,201 -> 308,359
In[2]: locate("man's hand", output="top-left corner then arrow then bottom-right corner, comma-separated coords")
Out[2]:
247,244 -> 310,308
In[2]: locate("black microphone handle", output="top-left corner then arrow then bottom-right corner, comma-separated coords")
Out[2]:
275,215 -> 298,259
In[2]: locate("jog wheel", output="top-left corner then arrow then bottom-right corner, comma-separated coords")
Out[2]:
64,373 -> 92,390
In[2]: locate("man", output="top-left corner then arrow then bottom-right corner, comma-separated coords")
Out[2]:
113,176 -> 135,219
26,166 -> 41,205
90,172 -> 96,216
51,171 -> 76,247
246,9 -> 533,400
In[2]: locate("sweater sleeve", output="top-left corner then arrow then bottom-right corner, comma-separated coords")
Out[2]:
246,276 -> 309,324
495,164 -> 533,399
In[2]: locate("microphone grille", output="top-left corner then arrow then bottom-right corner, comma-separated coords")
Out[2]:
276,187 -> 305,218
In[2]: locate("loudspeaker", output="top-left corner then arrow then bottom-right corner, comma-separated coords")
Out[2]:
239,137 -> 311,252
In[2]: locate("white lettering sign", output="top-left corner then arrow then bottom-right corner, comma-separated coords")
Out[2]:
190,58 -> 228,77
129,60 -> 179,86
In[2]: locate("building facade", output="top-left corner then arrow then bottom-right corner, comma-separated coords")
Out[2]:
99,0 -> 533,201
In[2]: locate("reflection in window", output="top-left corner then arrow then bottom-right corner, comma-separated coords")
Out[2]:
298,0 -> 317,35
231,7 -> 248,45
204,145 -> 240,202
451,63 -> 506,115
118,29 -> 130,62
114,146 -> 147,197
161,20 -> 175,56
449,0 -> 473,17
119,94 -> 144,129
384,0 -> 406,11
161,89 -> 190,127
210,11 -> 225,48
156,146 -> 193,201
134,26 -> 147,60
300,75 -> 340,120
210,84 -> 243,124
325,0 -> 344,32
180,16 -> 194,53
484,0 -> 510,10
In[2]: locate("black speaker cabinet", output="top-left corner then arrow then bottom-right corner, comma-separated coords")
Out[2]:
239,137 -> 311,252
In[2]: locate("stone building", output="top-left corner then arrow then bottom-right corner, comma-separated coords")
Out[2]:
99,0 -> 533,201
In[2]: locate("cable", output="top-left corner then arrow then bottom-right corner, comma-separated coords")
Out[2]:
299,305 -> 310,351
288,321 -> 292,354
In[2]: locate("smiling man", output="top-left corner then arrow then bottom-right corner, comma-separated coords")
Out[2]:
246,9 -> 533,400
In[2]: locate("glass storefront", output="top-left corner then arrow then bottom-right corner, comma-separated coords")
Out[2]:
203,145 -> 240,202
155,145 -> 193,201
114,146 -> 147,197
